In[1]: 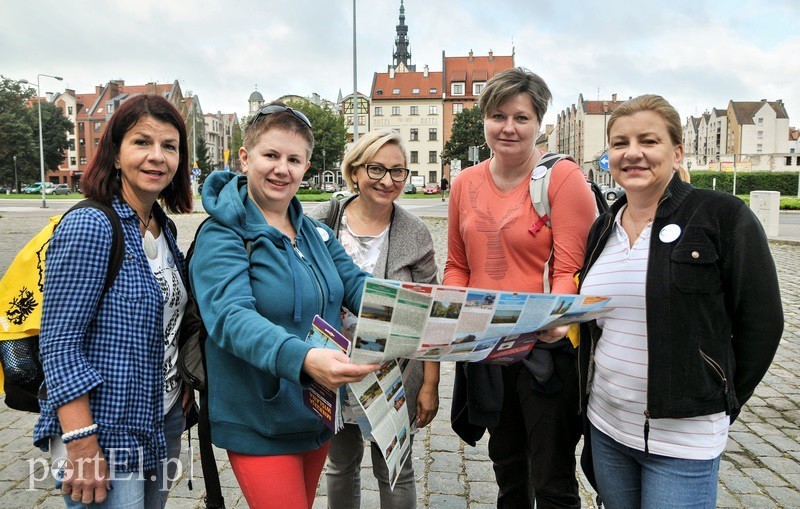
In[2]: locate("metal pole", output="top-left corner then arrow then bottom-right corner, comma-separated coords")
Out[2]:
732,153 -> 737,196
35,73 -> 63,208
352,0 -> 359,143
13,155 -> 18,193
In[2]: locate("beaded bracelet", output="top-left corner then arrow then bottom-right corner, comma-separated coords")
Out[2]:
61,423 -> 99,444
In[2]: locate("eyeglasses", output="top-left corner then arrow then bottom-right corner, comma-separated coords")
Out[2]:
250,105 -> 312,130
364,164 -> 410,182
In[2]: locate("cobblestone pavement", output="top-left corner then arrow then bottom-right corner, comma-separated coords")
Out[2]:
0,209 -> 798,508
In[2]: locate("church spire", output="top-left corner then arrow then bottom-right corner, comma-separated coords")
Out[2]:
391,0 -> 415,72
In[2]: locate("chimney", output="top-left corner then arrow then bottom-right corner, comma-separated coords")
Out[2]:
488,49 -> 494,61
146,82 -> 158,95
390,67 -> 395,78
612,93 -> 617,102
468,49 -> 473,63
46,92 -> 53,102
65,88 -> 75,95
423,65 -> 429,78
96,86 -> 103,95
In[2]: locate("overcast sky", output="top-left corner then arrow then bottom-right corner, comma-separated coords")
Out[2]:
3,0 -> 799,129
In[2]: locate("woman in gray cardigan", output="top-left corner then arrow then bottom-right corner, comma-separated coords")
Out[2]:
309,129 -> 439,509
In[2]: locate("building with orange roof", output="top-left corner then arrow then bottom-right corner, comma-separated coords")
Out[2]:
371,65 -> 444,185
441,50 -> 514,153
48,80 -> 187,189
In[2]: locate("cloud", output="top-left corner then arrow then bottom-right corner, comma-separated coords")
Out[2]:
1,0 -> 798,128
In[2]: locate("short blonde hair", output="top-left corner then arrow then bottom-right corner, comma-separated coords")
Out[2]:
340,129 -> 408,192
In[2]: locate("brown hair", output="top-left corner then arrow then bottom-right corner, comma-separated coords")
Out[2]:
340,129 -> 407,192
244,101 -> 314,158
607,94 -> 689,181
607,94 -> 683,147
81,94 -> 192,213
478,67 -> 551,123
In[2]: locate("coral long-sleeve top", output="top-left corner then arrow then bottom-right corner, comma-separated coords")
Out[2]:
444,158 -> 596,294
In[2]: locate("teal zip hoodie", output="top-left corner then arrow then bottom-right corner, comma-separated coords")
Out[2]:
190,171 -> 366,455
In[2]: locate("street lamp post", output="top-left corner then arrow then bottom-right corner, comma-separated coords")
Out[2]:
13,155 -> 18,194
36,74 -> 64,208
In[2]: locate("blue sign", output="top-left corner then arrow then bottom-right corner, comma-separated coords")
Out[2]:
192,168 -> 201,178
598,153 -> 610,172
224,165 -> 230,172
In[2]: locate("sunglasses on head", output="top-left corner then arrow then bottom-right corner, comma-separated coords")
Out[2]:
250,105 -> 312,130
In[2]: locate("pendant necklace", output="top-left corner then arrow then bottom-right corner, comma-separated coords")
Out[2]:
138,211 -> 158,260
626,207 -> 653,242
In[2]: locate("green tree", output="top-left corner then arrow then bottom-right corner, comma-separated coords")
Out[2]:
285,100 -> 347,182
0,76 -> 71,186
195,132 -> 215,182
0,78 -> 37,186
441,106 -> 490,170
230,120 -> 243,171
39,100 -> 74,171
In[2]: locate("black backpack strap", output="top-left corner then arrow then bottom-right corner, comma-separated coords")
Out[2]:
63,199 -> 125,292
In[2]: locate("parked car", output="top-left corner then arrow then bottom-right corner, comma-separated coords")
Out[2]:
332,189 -> 353,201
604,186 -> 626,201
322,182 -> 337,192
47,184 -> 72,195
23,182 -> 54,194
299,180 -> 311,190
403,183 -> 416,194
423,183 -> 440,195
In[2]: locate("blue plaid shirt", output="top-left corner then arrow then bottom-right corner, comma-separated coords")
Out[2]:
34,197 -> 187,473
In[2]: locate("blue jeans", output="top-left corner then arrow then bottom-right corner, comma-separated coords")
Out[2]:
589,423 -> 720,509
56,400 -> 186,508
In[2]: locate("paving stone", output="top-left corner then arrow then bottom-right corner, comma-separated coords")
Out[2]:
427,493 -> 467,509
426,471 -> 463,495
720,472 -> 760,494
464,460 -> 494,482
468,480 -> 497,503
742,467 -> 788,487
716,487 -> 740,508
737,494 -> 778,507
428,452 -> 461,472
764,486 -> 800,506
760,456 -> 800,474
429,434 -> 461,452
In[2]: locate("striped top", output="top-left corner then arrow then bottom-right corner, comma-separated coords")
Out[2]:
581,206 -> 728,460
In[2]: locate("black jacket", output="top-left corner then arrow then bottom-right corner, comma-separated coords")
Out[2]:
577,174 -> 783,488
578,173 -> 783,424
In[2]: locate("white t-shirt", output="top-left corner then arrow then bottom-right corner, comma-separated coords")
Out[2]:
147,232 -> 188,415
581,206 -> 729,460
337,211 -> 388,424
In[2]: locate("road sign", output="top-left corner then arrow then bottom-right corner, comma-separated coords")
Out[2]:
599,153 -> 610,172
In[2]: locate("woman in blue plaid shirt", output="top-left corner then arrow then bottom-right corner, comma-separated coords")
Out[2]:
34,95 -> 194,507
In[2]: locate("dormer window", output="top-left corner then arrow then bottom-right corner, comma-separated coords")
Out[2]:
452,83 -> 465,96
392,88 -> 400,95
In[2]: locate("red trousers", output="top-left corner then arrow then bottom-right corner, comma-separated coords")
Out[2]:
228,444 -> 329,509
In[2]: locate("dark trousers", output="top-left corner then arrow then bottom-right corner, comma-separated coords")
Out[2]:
488,351 -> 582,509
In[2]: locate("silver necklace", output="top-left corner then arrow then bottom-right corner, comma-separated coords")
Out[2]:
138,211 -> 158,260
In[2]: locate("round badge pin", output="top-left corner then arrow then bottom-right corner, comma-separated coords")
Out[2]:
532,165 -> 548,180
659,224 -> 682,243
167,255 -> 174,267
316,226 -> 330,242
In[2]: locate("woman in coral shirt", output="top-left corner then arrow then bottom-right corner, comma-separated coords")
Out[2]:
446,67 -> 596,509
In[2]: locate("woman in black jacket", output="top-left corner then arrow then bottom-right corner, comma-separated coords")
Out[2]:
577,95 -> 783,509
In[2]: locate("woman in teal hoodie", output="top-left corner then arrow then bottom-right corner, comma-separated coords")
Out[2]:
190,104 -> 378,509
